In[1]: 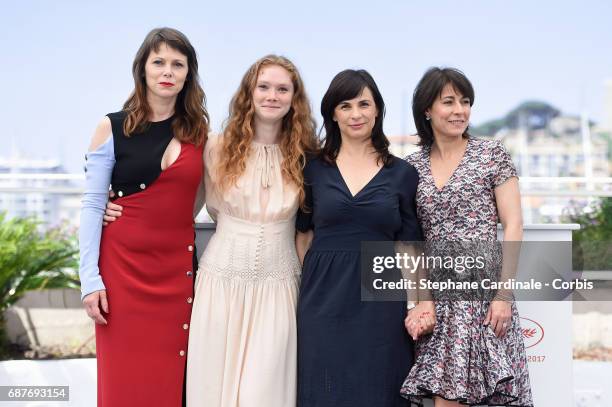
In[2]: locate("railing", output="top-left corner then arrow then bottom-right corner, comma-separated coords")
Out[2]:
518,177 -> 612,197
2,174 -> 611,196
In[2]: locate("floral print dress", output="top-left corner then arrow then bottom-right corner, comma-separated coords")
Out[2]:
400,137 -> 534,406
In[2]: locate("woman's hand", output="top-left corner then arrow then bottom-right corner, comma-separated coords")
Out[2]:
404,312 -> 422,341
103,201 -> 123,226
484,300 -> 512,337
404,301 -> 436,341
83,290 -> 109,325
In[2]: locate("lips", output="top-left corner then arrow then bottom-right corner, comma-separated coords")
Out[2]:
261,105 -> 281,109
159,82 -> 175,87
349,123 -> 365,129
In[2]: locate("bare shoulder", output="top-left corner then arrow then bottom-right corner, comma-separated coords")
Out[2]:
204,132 -> 225,172
205,132 -> 225,158
88,116 -> 112,151
207,131 -> 222,147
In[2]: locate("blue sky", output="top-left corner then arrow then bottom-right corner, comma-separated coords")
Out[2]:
1,0 -> 611,172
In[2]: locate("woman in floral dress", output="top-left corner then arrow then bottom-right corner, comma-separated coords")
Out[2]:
400,67 -> 534,406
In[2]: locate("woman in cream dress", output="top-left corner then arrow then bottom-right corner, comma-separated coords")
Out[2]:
186,55 -> 317,407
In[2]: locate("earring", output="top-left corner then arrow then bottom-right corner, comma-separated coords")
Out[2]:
425,115 -> 431,121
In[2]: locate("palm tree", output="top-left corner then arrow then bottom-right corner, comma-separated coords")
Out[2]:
0,213 -> 80,357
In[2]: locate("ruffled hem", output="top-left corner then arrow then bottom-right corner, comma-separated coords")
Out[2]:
400,374 -> 533,406
399,300 -> 533,406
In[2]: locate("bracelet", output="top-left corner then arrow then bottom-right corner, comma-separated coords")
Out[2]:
494,291 -> 514,302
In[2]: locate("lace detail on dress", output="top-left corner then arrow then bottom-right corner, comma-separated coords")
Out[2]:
198,214 -> 301,282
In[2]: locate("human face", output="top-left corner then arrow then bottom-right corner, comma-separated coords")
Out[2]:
426,83 -> 471,140
333,87 -> 378,141
252,65 -> 294,125
144,43 -> 188,101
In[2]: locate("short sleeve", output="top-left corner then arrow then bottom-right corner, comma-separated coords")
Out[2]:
491,141 -> 518,187
396,163 -> 423,242
296,161 -> 314,232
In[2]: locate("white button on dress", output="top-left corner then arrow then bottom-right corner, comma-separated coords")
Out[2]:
186,134 -> 300,407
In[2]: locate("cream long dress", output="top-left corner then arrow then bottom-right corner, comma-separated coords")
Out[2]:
186,133 -> 301,407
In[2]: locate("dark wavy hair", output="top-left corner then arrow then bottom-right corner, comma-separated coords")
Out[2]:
320,69 -> 392,166
123,27 -> 209,146
413,67 -> 474,148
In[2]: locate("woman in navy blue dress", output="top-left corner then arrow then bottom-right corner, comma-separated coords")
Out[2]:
295,69 -> 427,407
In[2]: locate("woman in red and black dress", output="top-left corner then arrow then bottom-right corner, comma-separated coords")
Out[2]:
78,27 -> 208,406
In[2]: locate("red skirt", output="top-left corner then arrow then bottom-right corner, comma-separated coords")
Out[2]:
96,143 -> 202,407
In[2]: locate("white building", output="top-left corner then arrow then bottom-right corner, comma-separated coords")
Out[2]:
501,115 -> 610,178
388,134 -> 420,158
0,154 -> 82,226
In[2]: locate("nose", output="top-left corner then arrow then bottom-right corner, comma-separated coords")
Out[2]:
163,63 -> 173,78
452,101 -> 466,115
265,89 -> 279,101
349,106 -> 363,120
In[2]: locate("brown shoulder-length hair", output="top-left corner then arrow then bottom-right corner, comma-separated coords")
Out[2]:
413,67 -> 474,147
122,27 -> 209,146
218,55 -> 318,208
320,69 -> 393,167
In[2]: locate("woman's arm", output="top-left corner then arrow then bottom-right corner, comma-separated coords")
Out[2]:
496,177 -> 523,241
395,163 -> 435,339
296,230 -> 313,266
295,160 -> 314,266
78,117 -> 114,324
105,139 -> 216,224
494,177 -> 523,299
193,150 -> 207,219
485,175 -> 522,337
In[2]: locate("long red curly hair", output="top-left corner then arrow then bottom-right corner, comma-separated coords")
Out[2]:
218,55 -> 318,208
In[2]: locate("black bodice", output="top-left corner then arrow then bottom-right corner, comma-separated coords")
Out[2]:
107,111 -> 174,199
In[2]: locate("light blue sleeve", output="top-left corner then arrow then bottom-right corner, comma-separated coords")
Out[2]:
78,135 -> 115,300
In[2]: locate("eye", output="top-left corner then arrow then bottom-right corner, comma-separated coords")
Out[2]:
443,100 -> 452,105
360,101 -> 371,108
258,84 -> 268,90
339,104 -> 350,110
174,62 -> 185,68
153,60 -> 163,65
278,87 -> 289,93
462,99 -> 471,105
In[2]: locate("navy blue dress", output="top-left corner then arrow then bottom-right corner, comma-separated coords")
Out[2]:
296,155 -> 422,407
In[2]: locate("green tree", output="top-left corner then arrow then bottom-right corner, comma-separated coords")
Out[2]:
472,101 -> 561,136
0,213 -> 80,357
564,197 -> 612,271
